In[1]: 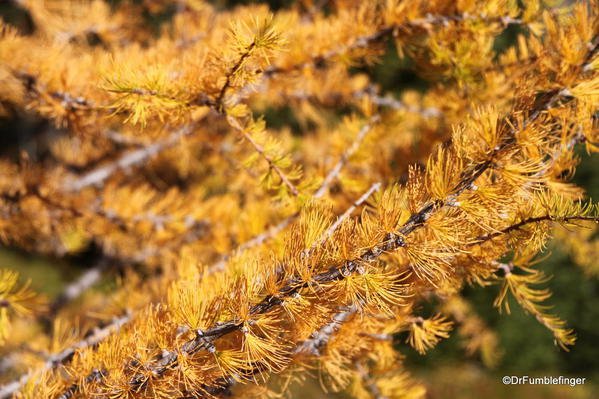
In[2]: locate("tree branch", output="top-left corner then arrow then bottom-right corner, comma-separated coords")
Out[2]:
471,215 -> 599,246
63,122 -> 200,191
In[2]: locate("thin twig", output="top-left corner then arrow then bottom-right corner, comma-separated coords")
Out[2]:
63,123 -> 199,191
356,363 -> 388,399
356,89 -> 441,118
227,115 -> 300,196
314,115 -> 380,198
48,261 -> 108,316
471,215 -> 599,245
310,182 -> 381,252
216,41 -> 257,109
293,306 -> 357,356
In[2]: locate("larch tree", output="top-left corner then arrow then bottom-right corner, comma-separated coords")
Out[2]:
0,0 -> 598,398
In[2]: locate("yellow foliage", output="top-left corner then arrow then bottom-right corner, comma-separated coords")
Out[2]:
0,1 -> 597,398
0,269 -> 45,345
406,314 -> 453,355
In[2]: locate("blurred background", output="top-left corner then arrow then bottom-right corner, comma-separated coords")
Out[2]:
1,1 -> 597,398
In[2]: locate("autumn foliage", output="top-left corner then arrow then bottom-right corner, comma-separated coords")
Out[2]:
0,0 -> 599,398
